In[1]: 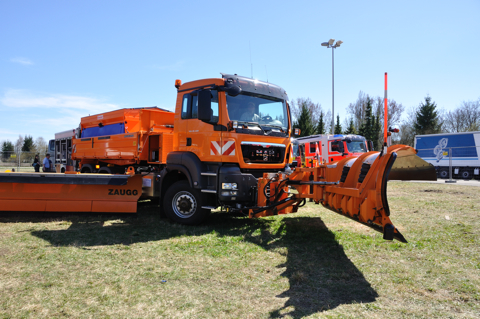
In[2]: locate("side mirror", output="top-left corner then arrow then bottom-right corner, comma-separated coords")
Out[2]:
294,128 -> 301,136
198,90 -> 212,122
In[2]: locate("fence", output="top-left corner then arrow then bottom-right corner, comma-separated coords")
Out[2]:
415,145 -> 480,181
0,151 -> 49,172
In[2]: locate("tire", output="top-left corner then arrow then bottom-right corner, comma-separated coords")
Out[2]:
80,165 -> 92,173
460,169 -> 471,180
98,167 -> 112,174
438,168 -> 449,179
163,180 -> 210,225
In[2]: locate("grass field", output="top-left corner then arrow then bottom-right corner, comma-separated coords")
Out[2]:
0,182 -> 478,318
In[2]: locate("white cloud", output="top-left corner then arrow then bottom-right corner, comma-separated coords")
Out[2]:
1,89 -> 120,115
10,57 -> 34,65
0,89 -> 122,141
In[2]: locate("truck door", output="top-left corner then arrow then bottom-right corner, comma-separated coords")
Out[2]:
178,90 -> 221,162
328,139 -> 344,162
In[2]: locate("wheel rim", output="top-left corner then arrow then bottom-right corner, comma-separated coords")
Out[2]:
439,170 -> 448,178
172,191 -> 197,218
462,171 -> 470,178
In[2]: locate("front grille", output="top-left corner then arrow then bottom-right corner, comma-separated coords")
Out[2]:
241,144 -> 285,164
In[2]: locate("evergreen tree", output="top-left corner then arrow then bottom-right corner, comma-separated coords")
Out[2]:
414,96 -> 442,135
295,101 -> 315,137
358,97 -> 374,141
358,98 -> 379,149
372,114 -> 382,150
344,118 -> 357,135
316,112 -> 326,135
2,141 -> 14,160
334,114 -> 342,134
22,135 -> 34,152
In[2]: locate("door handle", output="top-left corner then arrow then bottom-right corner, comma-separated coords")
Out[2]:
186,138 -> 192,146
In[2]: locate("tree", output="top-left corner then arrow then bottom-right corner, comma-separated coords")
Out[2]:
396,106 -> 418,146
372,114 -> 382,150
347,91 -> 369,132
443,99 -> 480,133
33,137 -> 48,155
344,118 -> 357,135
22,135 -> 34,152
414,96 -> 442,135
358,98 -> 375,141
290,98 -> 322,125
294,101 -> 315,137
2,141 -> 14,160
316,111 -> 326,135
334,114 -> 342,134
348,92 -> 405,147
14,135 -> 24,154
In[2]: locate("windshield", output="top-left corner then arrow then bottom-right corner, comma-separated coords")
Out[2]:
226,93 -> 288,132
346,139 -> 367,153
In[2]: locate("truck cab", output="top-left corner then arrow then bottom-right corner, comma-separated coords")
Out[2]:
162,74 -> 293,222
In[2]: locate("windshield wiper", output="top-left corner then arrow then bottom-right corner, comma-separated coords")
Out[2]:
262,124 -> 286,133
240,121 -> 266,135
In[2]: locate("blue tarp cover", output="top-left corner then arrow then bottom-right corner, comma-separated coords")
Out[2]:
81,123 -> 125,138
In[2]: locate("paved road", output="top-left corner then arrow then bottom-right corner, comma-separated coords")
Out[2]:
391,179 -> 480,187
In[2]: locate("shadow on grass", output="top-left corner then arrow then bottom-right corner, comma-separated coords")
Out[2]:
1,200 -> 377,317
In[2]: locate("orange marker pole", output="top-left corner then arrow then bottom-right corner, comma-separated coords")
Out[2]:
384,72 -> 388,146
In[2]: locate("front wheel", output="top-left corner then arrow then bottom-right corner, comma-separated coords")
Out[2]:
163,180 -> 210,225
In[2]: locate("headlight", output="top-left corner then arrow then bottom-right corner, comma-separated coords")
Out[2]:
222,183 -> 237,190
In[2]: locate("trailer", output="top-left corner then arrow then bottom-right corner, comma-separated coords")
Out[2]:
48,129 -> 77,173
415,131 -> 480,179
0,73 -> 437,242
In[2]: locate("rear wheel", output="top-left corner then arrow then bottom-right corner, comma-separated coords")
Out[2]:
80,164 -> 93,173
163,180 -> 210,225
438,168 -> 449,179
460,169 -> 471,180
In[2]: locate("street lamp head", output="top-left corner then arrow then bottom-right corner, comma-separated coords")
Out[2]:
335,40 -> 343,47
328,39 -> 335,45
321,42 -> 329,47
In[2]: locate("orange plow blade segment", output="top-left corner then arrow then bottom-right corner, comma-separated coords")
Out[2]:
387,144 -> 437,181
316,150 -> 407,242
0,173 -> 142,213
250,146 -> 420,243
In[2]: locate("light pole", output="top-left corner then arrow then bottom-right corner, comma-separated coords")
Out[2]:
321,39 -> 343,134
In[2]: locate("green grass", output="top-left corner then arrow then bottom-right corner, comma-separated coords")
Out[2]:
0,182 -> 479,318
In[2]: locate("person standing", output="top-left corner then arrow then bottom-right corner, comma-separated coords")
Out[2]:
33,155 -> 41,172
43,153 -> 53,172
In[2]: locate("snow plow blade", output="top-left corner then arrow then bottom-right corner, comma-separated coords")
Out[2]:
249,146 -> 428,243
0,169 -> 142,213
387,145 -> 437,181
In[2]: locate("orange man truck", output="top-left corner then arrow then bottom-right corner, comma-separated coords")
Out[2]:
71,74 -> 294,225
0,73 -> 436,242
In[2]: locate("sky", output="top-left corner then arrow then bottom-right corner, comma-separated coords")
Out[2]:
1,0 -> 479,144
